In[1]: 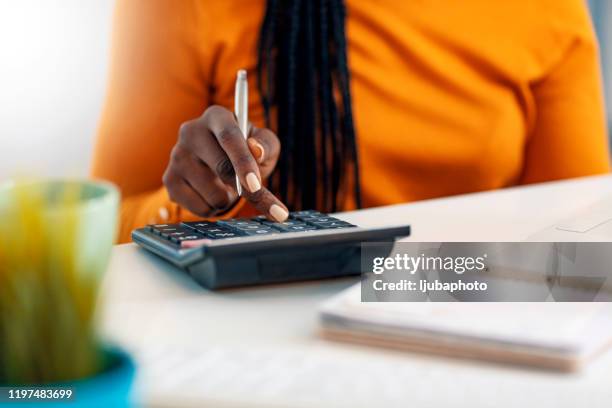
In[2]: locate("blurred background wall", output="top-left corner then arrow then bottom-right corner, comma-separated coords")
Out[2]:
0,0 -> 114,179
0,1 -> 611,179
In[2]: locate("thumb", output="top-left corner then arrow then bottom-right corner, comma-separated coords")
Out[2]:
247,137 -> 265,164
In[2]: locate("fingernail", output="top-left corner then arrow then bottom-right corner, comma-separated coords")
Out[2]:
269,204 -> 289,222
246,172 -> 261,193
249,139 -> 265,163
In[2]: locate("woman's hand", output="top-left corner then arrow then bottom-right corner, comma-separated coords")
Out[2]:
163,105 -> 289,222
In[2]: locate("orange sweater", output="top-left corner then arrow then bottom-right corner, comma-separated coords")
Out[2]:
93,0 -> 610,243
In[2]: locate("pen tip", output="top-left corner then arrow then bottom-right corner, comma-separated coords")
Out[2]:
237,69 -> 247,80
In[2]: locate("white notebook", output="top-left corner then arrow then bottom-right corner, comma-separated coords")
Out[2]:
319,283 -> 612,371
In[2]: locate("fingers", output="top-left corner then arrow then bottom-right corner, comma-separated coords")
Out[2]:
163,167 -> 213,217
163,145 -> 236,215
248,126 -> 281,179
243,125 -> 284,218
164,147 -> 288,222
203,106 -> 262,194
242,186 -> 289,222
178,118 -> 233,183
182,157 -> 235,210
170,105 -> 287,221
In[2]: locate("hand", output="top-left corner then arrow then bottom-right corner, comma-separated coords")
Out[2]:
163,105 -> 289,222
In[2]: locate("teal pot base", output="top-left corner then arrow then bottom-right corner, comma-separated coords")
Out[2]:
1,347 -> 135,408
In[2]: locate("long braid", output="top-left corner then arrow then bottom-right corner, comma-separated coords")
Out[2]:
317,0 -> 331,209
330,0 -> 362,208
257,0 -> 361,211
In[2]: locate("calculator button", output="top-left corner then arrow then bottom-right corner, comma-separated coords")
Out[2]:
261,220 -> 308,231
218,219 -> 261,228
285,225 -> 318,232
261,219 -> 303,227
206,231 -> 242,239
160,229 -> 190,238
182,221 -> 218,233
291,210 -> 323,217
300,216 -> 336,222
163,226 -> 193,235
149,226 -> 179,235
308,220 -> 355,229
271,223 -> 318,232
204,228 -> 240,237
232,224 -> 274,231
292,214 -> 336,223
171,234 -> 206,243
240,228 -> 279,236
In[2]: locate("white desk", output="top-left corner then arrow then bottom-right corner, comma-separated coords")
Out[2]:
100,174 -> 612,408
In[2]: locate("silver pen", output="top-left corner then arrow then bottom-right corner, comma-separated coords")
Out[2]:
234,69 -> 248,196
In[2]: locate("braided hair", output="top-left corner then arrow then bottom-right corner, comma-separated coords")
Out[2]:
257,0 -> 362,212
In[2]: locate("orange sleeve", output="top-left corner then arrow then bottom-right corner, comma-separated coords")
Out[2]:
520,4 -> 610,184
91,0 -> 244,243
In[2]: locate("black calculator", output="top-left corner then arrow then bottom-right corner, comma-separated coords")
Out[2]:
132,210 -> 410,289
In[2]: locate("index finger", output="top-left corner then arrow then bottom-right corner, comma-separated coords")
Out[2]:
203,106 -> 261,195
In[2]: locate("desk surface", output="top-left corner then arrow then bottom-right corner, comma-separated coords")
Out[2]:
101,175 -> 612,408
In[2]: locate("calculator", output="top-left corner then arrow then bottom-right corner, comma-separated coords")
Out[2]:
132,210 -> 410,289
